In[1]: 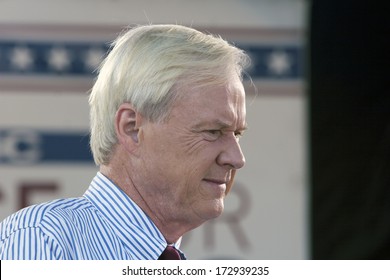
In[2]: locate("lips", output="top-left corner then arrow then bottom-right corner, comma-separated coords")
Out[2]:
201,178 -> 228,197
203,178 -> 227,185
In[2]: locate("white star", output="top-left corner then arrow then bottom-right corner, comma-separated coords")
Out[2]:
47,47 -> 71,71
84,47 -> 106,71
267,50 -> 291,75
10,46 -> 34,70
1,129 -> 41,164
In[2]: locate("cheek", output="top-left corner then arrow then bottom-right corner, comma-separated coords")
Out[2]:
176,130 -> 222,160
147,128 -> 218,183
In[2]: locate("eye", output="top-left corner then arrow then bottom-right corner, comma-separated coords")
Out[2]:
234,131 -> 243,138
203,130 -> 222,141
208,130 -> 222,136
234,130 -> 246,141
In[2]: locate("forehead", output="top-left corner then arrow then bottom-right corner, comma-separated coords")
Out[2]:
170,79 -> 246,128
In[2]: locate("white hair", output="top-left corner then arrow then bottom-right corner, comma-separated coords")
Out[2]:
89,24 -> 250,165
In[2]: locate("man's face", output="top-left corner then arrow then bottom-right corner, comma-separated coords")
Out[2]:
138,76 -> 246,227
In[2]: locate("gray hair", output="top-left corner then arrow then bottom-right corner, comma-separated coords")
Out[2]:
89,24 -> 250,165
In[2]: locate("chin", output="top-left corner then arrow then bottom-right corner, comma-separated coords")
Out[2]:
201,199 -> 225,220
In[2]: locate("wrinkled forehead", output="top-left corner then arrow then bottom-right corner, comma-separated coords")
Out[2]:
176,72 -> 245,103
169,78 -> 246,127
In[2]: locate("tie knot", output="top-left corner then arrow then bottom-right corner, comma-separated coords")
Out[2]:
158,246 -> 182,260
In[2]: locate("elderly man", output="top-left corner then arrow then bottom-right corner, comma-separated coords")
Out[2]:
0,24 -> 250,260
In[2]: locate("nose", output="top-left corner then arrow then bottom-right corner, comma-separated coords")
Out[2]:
216,133 -> 246,169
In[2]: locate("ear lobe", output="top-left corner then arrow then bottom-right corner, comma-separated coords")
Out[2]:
115,103 -> 142,150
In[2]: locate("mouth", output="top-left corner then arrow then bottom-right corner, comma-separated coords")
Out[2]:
202,178 -> 228,196
203,178 -> 227,185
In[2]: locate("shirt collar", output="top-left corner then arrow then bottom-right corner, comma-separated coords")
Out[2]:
84,172 -> 182,259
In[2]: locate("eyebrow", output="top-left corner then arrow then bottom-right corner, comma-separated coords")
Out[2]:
193,119 -> 248,131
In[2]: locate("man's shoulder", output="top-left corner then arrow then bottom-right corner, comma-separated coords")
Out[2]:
0,197 -> 93,239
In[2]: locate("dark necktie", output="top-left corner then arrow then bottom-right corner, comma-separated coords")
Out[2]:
158,245 -> 185,260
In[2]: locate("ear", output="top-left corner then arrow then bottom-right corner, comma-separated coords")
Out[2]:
115,103 -> 143,154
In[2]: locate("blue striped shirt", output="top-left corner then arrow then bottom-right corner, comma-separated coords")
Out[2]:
0,172 -> 184,260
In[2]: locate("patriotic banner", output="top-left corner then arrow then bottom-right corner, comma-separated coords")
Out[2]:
0,39 -> 303,80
